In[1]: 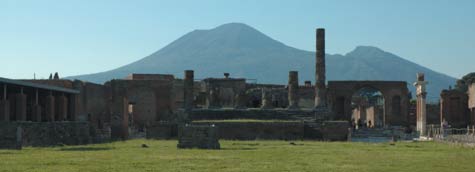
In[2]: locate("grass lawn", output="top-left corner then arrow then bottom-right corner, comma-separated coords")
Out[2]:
1,140 -> 474,172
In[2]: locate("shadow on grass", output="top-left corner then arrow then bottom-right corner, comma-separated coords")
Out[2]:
221,147 -> 257,151
0,152 -> 18,155
231,143 -> 260,146
58,147 -> 114,151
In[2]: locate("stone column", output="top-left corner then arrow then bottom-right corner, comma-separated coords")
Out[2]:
287,71 -> 300,110
56,95 -> 68,121
71,80 -> 84,121
0,84 -> 9,121
32,89 -> 42,122
261,88 -> 273,109
414,73 -> 428,136
45,93 -> 55,121
15,88 -> 27,121
69,94 -> 79,121
184,70 -> 194,111
315,28 -> 327,108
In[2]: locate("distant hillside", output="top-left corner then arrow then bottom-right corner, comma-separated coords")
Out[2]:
67,23 -> 456,101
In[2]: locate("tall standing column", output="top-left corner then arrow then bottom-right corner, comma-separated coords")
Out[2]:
183,70 -> 194,111
315,28 -> 327,108
414,73 -> 428,136
32,89 -> 42,122
56,94 -> 68,121
287,71 -> 300,109
15,87 -> 27,121
0,84 -> 9,121
45,92 -> 55,121
71,80 -> 84,121
69,94 -> 79,121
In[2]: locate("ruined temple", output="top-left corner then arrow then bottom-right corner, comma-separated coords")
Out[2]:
3,27 -> 464,148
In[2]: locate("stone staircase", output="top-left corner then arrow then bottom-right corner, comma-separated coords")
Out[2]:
351,127 -> 417,142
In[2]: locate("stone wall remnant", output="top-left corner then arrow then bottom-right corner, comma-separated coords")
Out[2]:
177,124 -> 220,149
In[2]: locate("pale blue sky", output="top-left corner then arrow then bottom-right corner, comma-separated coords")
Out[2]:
1,0 -> 474,79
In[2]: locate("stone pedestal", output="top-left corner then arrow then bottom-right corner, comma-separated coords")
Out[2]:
15,94 -> 27,121
177,124 -> 220,149
184,70 -> 194,111
0,100 -> 10,121
45,95 -> 55,121
288,71 -> 300,110
56,95 -> 68,121
32,105 -> 42,122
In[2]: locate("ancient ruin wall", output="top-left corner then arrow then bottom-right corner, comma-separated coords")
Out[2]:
0,121 -> 90,148
146,121 -> 349,141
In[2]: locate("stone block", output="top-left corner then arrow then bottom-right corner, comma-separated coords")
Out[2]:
177,124 -> 220,149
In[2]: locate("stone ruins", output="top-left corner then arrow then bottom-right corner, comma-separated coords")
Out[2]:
1,27 -> 474,148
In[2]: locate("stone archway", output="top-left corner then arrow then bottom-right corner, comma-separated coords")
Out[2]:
328,81 -> 409,126
350,87 -> 385,128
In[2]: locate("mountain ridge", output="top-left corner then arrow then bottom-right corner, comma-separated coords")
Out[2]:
66,23 -> 456,100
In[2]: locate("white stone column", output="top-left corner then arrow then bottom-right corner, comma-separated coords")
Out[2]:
414,73 -> 428,136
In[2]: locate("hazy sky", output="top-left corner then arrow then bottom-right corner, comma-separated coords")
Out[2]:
1,0 -> 474,79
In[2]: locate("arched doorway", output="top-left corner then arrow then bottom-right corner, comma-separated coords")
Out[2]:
351,87 -> 385,128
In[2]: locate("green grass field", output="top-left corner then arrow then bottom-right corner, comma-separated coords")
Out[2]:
1,140 -> 474,172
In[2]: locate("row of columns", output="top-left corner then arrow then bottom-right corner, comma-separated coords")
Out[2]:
181,29 -> 326,111
0,84 -> 71,122
182,70 -> 303,110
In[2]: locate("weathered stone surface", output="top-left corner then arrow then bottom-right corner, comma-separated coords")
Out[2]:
315,28 -> 327,108
260,88 -> 273,109
56,95 -> 68,121
15,93 -> 27,121
45,95 -> 55,122
327,81 -> 410,126
0,100 -> 9,121
288,71 -> 300,110
177,124 -> 220,149
414,73 -> 428,136
32,105 -> 42,122
194,121 -> 305,140
469,83 -> 475,109
183,70 -> 194,111
0,121 -> 90,148
203,77 -> 246,109
148,120 -> 349,141
190,109 -> 314,121
110,96 -> 129,140
146,121 -> 178,139
440,89 -> 470,128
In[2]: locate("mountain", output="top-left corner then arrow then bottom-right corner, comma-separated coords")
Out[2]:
67,23 -> 456,101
